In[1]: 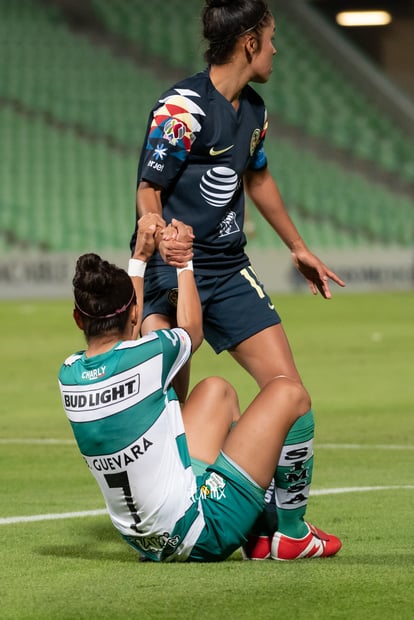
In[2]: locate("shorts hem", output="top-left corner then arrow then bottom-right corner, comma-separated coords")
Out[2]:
209,316 -> 282,354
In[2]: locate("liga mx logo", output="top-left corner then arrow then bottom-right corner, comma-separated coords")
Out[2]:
163,118 -> 186,145
191,472 -> 227,502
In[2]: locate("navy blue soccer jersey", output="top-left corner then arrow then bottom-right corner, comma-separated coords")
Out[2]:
132,68 -> 268,274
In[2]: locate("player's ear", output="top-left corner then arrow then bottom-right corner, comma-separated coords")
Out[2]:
130,304 -> 141,340
73,308 -> 84,331
245,34 -> 258,54
131,304 -> 138,327
243,34 -> 258,63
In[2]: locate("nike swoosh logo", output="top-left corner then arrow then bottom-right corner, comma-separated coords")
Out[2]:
209,145 -> 234,156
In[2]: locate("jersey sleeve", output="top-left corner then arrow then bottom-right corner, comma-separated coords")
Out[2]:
139,89 -> 206,189
154,328 -> 192,391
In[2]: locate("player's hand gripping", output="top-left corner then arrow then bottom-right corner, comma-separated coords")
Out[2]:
133,212 -> 165,262
158,218 -> 194,268
291,248 -> 345,299
160,218 -> 195,268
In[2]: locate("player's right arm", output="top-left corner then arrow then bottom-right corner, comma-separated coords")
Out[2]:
136,180 -> 164,243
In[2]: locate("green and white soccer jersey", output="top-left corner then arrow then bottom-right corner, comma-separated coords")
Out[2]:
58,328 -> 205,562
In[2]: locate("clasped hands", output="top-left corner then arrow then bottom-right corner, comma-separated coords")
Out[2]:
136,213 -> 194,267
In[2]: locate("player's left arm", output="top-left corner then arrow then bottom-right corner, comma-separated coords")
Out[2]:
244,167 -> 345,299
129,213 -> 163,339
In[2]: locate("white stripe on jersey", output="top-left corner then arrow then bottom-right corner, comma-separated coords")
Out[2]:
60,356 -> 162,423
62,352 -> 82,366
159,329 -> 192,390
165,507 -> 206,562
117,329 -> 191,392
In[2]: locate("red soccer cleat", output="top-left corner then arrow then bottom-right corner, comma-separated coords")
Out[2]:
241,534 -> 272,560
271,523 -> 342,560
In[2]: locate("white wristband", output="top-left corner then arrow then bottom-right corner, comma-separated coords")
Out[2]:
128,259 -> 147,277
176,260 -> 194,276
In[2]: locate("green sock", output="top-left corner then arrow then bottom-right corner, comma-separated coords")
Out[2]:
274,410 -> 315,538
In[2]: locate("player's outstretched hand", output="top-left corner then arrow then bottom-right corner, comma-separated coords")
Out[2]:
134,212 -> 164,262
160,218 -> 195,268
291,248 -> 345,299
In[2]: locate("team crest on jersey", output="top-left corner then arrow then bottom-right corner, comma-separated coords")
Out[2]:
167,288 -> 178,307
249,128 -> 261,156
218,211 -> 240,237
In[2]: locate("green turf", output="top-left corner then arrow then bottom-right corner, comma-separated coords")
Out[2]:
1,292 -> 413,619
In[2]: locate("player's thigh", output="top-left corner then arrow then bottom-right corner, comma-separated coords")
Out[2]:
141,313 -> 174,335
182,377 -> 239,465
223,377 -> 310,489
142,266 -> 178,328
189,454 -> 265,562
230,323 -> 303,388
201,267 -> 280,354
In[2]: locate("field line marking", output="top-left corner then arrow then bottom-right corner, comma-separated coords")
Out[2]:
318,444 -> 414,450
0,438 -> 75,445
311,485 -> 414,496
1,486 -> 413,526
0,509 -> 107,525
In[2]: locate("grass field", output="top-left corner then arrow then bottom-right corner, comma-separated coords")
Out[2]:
1,291 -> 413,619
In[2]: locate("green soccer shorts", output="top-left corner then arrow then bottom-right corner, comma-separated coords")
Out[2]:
188,451 -> 265,562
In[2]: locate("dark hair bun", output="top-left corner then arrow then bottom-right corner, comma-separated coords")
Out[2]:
75,253 -> 101,275
73,253 -> 112,296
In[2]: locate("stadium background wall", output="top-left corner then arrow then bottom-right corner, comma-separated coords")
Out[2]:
1,0 -> 413,297
0,249 -> 412,300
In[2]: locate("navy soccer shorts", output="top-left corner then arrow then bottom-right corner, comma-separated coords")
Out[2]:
143,263 -> 281,353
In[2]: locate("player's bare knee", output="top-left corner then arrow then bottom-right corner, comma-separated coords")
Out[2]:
268,376 -> 311,418
287,381 -> 310,416
203,376 -> 240,423
206,376 -> 238,403
293,382 -> 311,416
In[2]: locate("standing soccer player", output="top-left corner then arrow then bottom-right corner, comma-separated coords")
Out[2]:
130,0 -> 345,559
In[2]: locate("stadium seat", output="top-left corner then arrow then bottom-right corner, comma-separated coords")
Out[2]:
0,0 -> 412,255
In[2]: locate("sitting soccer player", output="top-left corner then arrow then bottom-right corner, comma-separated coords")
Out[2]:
58,214 -> 342,562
